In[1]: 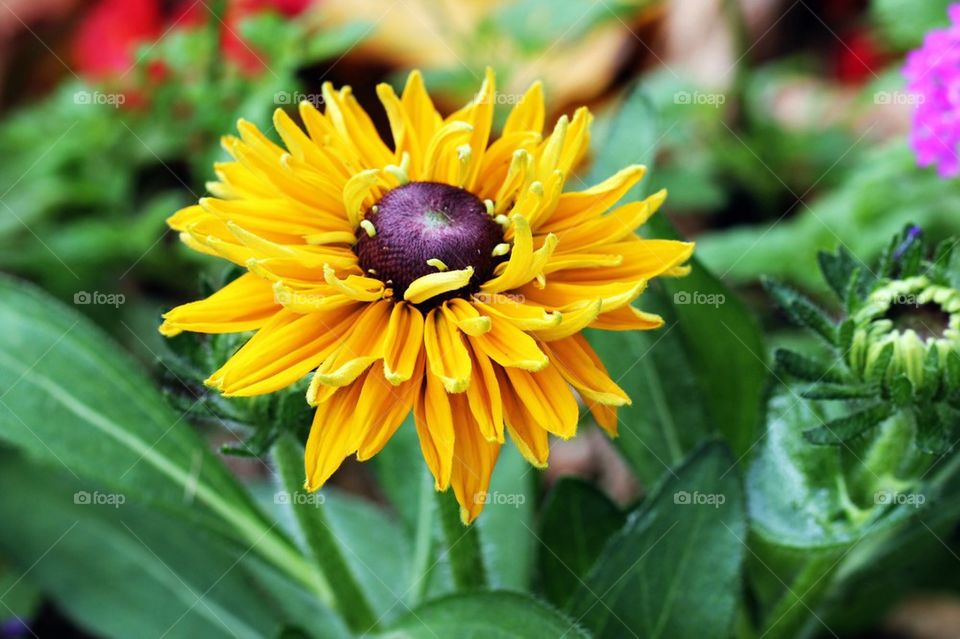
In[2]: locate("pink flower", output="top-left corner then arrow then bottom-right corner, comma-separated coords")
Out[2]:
904,4 -> 960,177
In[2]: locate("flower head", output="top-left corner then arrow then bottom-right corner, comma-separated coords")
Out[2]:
769,226 -> 960,454
904,5 -> 960,177
161,69 -> 694,522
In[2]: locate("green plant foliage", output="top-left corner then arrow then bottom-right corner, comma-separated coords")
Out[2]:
537,479 -> 626,607
566,442 -> 746,639
380,592 -> 591,638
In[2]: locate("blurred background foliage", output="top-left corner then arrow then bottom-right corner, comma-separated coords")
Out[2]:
2,0 -> 960,637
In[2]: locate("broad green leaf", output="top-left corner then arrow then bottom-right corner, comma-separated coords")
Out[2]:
566,442 -> 746,639
652,239 -> 768,457
380,591 -> 590,639
0,277 -> 322,602
537,479 -> 626,607
323,490 -> 415,624
589,82 -> 766,458
747,394 -> 862,549
586,83 -> 659,197
585,295 -> 712,486
373,427 -> 535,594
371,416 -> 423,533
0,450 -> 348,639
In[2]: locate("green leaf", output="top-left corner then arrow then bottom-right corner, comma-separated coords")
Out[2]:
586,304 -> 711,485
380,591 -> 590,639
537,479 -> 625,607
803,403 -> 892,445
492,0 -> 649,55
748,393 -> 873,548
871,0 -> 952,49
764,278 -> 837,346
320,489 -> 416,624
890,374 -> 915,406
800,383 -> 880,400
774,348 -> 846,384
589,81 -> 767,459
652,237 -> 768,456
697,139 -> 960,290
0,449 -> 348,639
566,442 -> 746,639
866,342 -> 895,384
817,247 -> 858,302
0,277 -> 323,602
586,82 -> 659,195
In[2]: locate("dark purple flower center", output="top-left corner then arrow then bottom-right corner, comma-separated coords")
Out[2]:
356,182 -> 504,306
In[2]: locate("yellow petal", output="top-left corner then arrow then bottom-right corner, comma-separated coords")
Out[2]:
211,305 -> 363,397
404,267 -> 474,304
355,357 -> 423,461
541,335 -> 630,406
449,393 -> 501,524
160,273 -> 278,336
504,81 -> 545,136
503,366 -> 579,439
465,342 -> 504,443
414,370 -> 455,490
304,382 -> 366,491
469,314 -> 548,371
424,308 -> 472,393
540,165 -> 646,233
383,302 -> 425,384
308,300 -> 391,393
590,305 -> 664,332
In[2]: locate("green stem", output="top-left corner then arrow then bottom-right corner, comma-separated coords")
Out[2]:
408,469 -> 438,606
436,490 -> 487,591
759,552 -> 843,639
274,434 -> 379,633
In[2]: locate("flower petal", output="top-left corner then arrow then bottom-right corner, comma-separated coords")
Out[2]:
414,370 -> 455,490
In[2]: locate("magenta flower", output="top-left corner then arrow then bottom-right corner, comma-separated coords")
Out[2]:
904,4 -> 960,177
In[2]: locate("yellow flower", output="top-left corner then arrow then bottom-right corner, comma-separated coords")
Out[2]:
160,69 -> 694,523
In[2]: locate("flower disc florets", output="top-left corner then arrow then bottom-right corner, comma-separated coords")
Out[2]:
356,182 -> 504,306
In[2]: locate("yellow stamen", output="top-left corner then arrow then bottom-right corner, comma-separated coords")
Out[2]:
360,219 -> 377,238
426,258 -> 449,271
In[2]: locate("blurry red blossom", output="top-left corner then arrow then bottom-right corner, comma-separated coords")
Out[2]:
71,0 -> 315,78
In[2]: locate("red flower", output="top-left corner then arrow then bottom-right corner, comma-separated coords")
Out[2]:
834,29 -> 888,85
70,0 -> 162,78
71,0 -> 315,79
